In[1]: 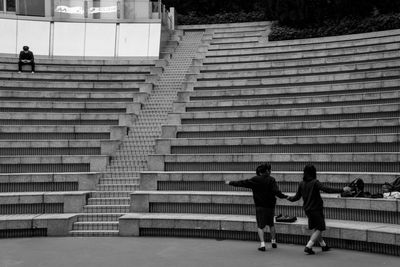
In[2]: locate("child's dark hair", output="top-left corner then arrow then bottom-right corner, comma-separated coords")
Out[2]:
256,163 -> 271,176
303,164 -> 317,181
23,46 -> 29,51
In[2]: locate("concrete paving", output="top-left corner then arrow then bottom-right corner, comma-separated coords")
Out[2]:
0,237 -> 398,267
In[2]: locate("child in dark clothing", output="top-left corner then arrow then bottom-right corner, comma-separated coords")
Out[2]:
287,164 -> 350,255
225,163 -> 288,251
18,46 -> 35,73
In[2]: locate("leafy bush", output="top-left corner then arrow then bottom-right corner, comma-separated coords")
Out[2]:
269,13 -> 400,41
177,11 -> 266,25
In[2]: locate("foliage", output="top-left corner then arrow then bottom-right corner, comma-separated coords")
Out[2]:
269,13 -> 400,41
177,11 -> 266,25
271,0 -> 400,26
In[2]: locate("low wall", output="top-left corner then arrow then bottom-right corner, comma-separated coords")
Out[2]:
0,16 -> 161,58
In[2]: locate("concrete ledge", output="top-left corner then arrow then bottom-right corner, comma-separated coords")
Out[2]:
154,134 -> 400,154
0,172 -> 100,191
174,103 -> 399,120
0,214 -> 78,236
155,153 -> 400,164
0,191 -> 90,213
0,90 -> 144,100
0,72 -> 148,81
182,90 -> 400,109
129,191 -> 399,214
0,125 -> 127,140
0,155 -> 109,172
162,117 -> 399,135
200,50 -> 400,71
0,80 -> 143,89
0,140 -> 120,156
188,79 -> 400,98
119,212 -> 400,246
190,69 -> 400,89
138,171 -> 399,191
0,63 -> 155,73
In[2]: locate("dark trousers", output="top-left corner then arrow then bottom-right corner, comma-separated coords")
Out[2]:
18,61 -> 35,72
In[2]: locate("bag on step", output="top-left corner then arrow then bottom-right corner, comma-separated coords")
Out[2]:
275,214 -> 297,223
382,177 -> 400,194
341,178 -> 365,197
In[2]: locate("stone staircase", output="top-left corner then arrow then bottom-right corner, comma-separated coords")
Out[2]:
70,31 -> 205,236
121,22 -> 400,256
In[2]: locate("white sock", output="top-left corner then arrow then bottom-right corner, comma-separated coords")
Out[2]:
306,240 -> 314,248
319,240 -> 326,247
260,241 -> 265,247
271,239 -> 276,243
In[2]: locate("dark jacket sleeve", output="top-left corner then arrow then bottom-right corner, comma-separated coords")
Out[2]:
229,178 -> 257,190
19,51 -> 23,60
316,180 -> 343,193
287,183 -> 302,202
271,179 -> 288,199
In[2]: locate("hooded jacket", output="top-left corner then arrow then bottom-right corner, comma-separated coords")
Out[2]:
19,51 -> 34,61
229,174 -> 287,208
288,175 -> 343,211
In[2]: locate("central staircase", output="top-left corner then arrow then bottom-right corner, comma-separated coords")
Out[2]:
70,31 -> 205,236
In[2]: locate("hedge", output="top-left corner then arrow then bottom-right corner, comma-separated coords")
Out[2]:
269,13 -> 400,41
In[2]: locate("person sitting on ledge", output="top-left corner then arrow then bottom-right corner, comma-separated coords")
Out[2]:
225,163 -> 288,252
18,46 -> 35,73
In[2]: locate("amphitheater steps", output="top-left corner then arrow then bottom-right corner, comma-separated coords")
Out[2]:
138,171 -> 399,195
69,31 -> 205,236
119,212 -> 400,255
121,23 -> 400,255
130,190 -> 400,224
0,172 -> 99,192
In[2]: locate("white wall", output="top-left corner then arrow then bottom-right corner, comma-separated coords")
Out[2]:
85,23 -> 116,57
148,23 -> 161,57
53,22 -> 85,56
118,23 -> 149,57
0,19 -> 17,54
0,17 -> 161,58
17,20 -> 50,56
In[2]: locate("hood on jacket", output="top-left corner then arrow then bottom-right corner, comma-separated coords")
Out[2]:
303,164 -> 317,182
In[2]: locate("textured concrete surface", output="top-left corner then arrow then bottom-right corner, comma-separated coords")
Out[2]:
0,237 -> 398,267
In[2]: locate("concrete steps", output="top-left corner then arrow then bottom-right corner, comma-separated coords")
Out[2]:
69,31 -> 205,236
122,23 -> 400,256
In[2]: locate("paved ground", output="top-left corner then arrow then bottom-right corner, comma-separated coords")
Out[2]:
0,237 -> 398,267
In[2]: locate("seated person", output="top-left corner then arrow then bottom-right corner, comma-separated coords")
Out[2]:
18,46 -> 35,73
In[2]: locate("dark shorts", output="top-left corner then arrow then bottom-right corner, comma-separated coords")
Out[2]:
255,207 -> 275,229
305,210 -> 326,231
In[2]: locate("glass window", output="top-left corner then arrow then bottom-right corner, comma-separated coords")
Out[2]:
6,0 -> 16,12
0,0 -> 4,12
17,0 -> 45,16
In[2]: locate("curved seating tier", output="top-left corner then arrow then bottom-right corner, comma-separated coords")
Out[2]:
122,22 -> 400,255
0,55 -> 164,236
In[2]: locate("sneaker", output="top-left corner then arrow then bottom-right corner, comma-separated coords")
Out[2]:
272,243 -> 277,249
321,245 -> 331,252
304,247 -> 315,255
258,246 -> 266,252
31,71 -> 35,74
18,71 -> 21,73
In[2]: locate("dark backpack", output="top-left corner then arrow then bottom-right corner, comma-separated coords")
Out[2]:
341,178 -> 365,197
275,214 -> 297,223
383,177 -> 400,193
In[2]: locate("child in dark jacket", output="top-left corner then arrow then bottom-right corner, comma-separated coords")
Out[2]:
18,46 -> 35,73
225,163 -> 288,251
287,164 -> 349,255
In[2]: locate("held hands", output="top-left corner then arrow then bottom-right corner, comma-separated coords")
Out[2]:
225,180 -> 230,185
343,186 -> 352,192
